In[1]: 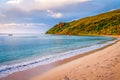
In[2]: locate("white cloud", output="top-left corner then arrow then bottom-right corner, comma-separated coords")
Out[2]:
0,23 -> 46,27
0,23 -> 47,33
0,13 -> 6,18
5,0 -> 90,11
47,10 -> 63,18
110,9 -> 117,11
6,0 -> 22,4
35,0 -> 89,5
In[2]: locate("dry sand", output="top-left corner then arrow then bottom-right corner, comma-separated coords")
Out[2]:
31,40 -> 120,80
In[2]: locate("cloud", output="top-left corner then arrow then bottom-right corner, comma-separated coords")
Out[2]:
5,0 -> 90,11
47,10 -> 63,19
0,13 -> 6,18
6,0 -> 22,4
110,9 -> 117,11
0,23 -> 48,33
0,23 -> 46,27
1,0 -> 91,23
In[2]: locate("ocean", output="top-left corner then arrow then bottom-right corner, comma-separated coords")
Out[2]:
0,34 -> 116,77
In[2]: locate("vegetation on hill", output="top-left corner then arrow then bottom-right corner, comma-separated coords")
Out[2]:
46,9 -> 120,35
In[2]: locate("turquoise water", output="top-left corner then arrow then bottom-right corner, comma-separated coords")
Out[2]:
0,34 -> 115,77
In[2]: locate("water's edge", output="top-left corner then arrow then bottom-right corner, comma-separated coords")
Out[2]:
0,38 -> 119,78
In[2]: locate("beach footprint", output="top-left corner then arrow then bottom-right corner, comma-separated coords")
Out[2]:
63,76 -> 70,80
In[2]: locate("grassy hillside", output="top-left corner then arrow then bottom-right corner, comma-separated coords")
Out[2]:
46,9 -> 120,35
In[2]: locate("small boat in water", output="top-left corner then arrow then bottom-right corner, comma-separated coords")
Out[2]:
8,34 -> 13,36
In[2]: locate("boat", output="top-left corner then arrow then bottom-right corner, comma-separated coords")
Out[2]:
8,34 -> 13,36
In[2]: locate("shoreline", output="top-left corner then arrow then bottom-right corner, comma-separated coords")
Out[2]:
0,36 -> 116,78
0,37 -> 119,80
31,38 -> 120,80
46,33 -> 120,38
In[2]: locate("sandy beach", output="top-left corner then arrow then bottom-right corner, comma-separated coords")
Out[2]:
0,38 -> 120,80
31,39 -> 120,80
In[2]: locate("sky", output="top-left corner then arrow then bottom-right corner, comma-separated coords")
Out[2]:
0,0 -> 120,33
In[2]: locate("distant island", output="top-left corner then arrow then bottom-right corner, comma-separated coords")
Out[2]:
46,9 -> 120,35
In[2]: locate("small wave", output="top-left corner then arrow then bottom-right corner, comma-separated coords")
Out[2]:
0,39 -> 118,78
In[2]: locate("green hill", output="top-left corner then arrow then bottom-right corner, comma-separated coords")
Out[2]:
46,9 -> 120,35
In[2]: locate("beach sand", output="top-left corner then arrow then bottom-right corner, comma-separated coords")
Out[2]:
0,38 -> 120,80
31,40 -> 120,80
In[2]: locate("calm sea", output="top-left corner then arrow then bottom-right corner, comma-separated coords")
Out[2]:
0,34 -> 116,77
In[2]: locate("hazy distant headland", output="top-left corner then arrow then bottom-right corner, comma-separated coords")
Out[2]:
46,9 -> 120,35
